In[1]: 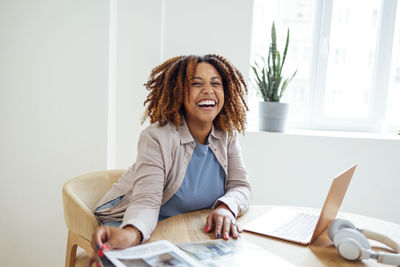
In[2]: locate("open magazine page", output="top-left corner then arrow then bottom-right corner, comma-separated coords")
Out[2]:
177,239 -> 295,267
102,240 -> 201,267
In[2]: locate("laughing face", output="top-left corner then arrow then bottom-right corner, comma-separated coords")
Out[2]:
183,62 -> 224,129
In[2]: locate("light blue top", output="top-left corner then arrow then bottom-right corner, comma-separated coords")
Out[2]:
158,140 -> 225,221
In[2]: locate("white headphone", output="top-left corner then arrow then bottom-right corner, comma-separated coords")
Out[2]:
328,219 -> 400,265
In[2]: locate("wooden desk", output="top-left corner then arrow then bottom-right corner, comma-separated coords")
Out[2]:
148,205 -> 400,267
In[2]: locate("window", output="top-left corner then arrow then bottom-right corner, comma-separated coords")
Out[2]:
385,3 -> 400,133
323,0 -> 379,119
250,0 -> 400,133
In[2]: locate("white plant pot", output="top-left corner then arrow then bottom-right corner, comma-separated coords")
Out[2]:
258,101 -> 289,132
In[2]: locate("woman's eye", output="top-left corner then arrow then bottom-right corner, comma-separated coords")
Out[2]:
192,83 -> 202,86
212,82 -> 221,86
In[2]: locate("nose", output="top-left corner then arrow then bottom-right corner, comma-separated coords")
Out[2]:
201,85 -> 214,95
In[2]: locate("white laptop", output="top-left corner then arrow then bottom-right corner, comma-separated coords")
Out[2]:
244,164 -> 357,245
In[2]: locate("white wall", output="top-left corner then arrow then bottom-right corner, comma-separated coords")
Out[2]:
162,0 -> 253,74
112,0 -> 163,169
239,132 -> 400,224
0,0 -> 109,266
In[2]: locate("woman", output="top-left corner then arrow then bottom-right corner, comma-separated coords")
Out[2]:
89,54 -> 251,265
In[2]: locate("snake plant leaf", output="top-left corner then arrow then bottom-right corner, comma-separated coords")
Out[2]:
268,78 -> 275,101
271,22 -> 277,75
262,67 -> 268,101
275,51 -> 281,79
267,46 -> 271,72
279,69 -> 297,99
251,65 -> 262,85
273,76 -> 282,101
280,29 -> 290,74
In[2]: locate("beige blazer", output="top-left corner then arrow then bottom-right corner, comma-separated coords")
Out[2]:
94,119 -> 252,241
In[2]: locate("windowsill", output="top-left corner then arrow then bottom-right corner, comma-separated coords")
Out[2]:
246,127 -> 400,141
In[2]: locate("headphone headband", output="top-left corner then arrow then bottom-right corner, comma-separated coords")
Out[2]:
360,228 -> 399,253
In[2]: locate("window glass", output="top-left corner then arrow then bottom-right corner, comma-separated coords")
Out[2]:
250,0 -> 315,127
323,0 -> 381,118
384,4 -> 400,131
251,0 -> 397,133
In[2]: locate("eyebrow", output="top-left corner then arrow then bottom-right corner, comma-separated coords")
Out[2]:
192,76 -> 221,80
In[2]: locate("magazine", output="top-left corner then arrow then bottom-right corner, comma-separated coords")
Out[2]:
101,240 -> 200,267
101,239 -> 295,267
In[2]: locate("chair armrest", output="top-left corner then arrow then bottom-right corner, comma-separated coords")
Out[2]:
63,182 -> 99,241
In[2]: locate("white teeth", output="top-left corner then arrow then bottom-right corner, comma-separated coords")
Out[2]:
197,100 -> 216,106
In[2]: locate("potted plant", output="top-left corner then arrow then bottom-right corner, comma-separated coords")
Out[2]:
251,22 -> 297,132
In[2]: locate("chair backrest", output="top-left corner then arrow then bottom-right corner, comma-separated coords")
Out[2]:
62,169 -> 125,240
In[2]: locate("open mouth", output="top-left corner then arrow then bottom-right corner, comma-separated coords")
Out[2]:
197,99 -> 216,108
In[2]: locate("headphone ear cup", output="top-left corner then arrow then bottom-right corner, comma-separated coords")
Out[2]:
333,229 -> 371,261
328,219 -> 356,241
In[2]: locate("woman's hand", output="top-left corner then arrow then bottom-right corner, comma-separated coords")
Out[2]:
87,225 -> 142,267
205,203 -> 243,240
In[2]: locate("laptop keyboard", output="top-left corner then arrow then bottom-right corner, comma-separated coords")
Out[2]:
273,212 -> 319,240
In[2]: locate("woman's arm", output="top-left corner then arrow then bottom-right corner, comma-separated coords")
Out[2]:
89,128 -> 167,265
119,128 -> 167,240
214,134 -> 252,216
207,134 -> 252,239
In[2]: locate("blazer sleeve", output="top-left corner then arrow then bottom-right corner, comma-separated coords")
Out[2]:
214,134 -> 252,217
119,129 -> 166,241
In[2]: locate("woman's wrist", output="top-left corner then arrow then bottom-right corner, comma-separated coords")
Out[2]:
216,203 -> 235,217
123,225 -> 143,246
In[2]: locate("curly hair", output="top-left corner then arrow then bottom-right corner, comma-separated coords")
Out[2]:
143,54 -> 248,135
